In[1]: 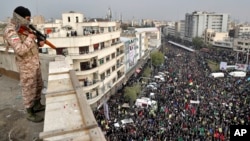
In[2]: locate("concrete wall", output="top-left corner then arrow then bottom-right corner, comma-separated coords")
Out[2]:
0,47 -> 59,84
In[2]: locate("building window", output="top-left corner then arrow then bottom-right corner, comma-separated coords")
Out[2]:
112,66 -> 115,72
99,58 -> 104,65
94,43 -> 99,50
79,46 -> 89,54
101,42 -> 105,49
56,48 -> 66,55
112,53 -> 115,59
106,55 -> 110,62
80,62 -> 90,70
76,17 -> 79,23
100,27 -> 104,33
106,69 -> 111,76
100,73 -> 105,80
86,92 -> 92,99
68,17 -> 70,22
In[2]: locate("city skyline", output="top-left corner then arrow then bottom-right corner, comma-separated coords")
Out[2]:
1,0 -> 250,23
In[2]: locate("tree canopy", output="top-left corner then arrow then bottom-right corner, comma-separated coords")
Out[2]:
150,51 -> 164,67
142,66 -> 151,78
192,37 -> 204,49
123,83 -> 141,106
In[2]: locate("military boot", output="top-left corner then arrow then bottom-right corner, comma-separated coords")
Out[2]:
33,99 -> 45,113
26,108 -> 44,123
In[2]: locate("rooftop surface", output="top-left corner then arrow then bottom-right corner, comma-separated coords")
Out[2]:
0,75 -> 45,141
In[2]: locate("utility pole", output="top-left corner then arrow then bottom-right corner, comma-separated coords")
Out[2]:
246,47 -> 249,65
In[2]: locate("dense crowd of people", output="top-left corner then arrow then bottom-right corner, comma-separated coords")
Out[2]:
94,43 -> 250,141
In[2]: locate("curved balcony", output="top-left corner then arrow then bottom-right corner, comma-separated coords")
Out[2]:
82,81 -> 101,92
75,66 -> 98,76
69,42 -> 123,60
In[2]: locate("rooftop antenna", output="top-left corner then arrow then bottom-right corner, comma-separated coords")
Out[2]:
107,7 -> 112,21
120,13 -> 123,23
35,0 -> 38,15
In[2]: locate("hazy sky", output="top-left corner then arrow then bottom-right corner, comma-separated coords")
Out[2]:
1,0 -> 249,22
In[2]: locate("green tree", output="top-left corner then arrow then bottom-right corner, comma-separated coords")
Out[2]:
206,43 -> 213,48
124,86 -> 137,106
150,51 -> 164,67
133,83 -> 141,96
141,67 -> 152,83
142,66 -> 151,77
192,37 -> 204,49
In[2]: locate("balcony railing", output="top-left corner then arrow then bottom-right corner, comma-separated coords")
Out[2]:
117,72 -> 124,79
111,41 -> 122,46
68,42 -> 123,57
82,80 -> 101,91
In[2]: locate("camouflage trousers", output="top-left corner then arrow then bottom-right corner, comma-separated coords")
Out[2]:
18,60 -> 43,108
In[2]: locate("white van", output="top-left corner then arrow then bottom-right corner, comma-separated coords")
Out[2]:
229,71 -> 246,77
135,98 -> 157,108
209,72 -> 225,78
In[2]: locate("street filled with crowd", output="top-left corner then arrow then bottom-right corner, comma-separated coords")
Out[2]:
94,42 -> 250,141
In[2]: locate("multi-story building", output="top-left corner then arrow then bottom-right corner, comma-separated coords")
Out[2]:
120,27 -> 154,81
233,38 -> 250,65
120,36 -> 140,81
135,28 -> 161,49
203,29 -> 233,48
234,38 -> 250,52
163,25 -> 175,37
179,20 -> 185,40
35,11 -> 125,109
234,24 -> 250,38
184,11 -> 230,42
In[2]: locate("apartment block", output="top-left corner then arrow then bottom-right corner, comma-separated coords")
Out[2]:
34,11 -> 125,109
203,29 -> 233,48
184,11 -> 229,42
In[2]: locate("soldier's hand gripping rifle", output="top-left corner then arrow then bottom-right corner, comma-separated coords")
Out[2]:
18,25 -> 56,50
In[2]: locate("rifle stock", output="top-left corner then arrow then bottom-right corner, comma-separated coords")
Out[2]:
44,40 -> 56,49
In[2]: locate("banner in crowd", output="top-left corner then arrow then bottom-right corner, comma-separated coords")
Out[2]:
103,101 -> 110,120
220,62 -> 227,70
190,100 -> 200,104
235,63 -> 248,71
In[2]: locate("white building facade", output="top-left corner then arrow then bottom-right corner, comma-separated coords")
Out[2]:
234,25 -> 250,38
184,11 -> 230,42
203,29 -> 233,48
36,11 -> 125,109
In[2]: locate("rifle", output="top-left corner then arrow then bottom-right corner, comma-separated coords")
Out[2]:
18,25 -> 56,50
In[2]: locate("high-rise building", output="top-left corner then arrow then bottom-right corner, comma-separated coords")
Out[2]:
184,11 -> 230,42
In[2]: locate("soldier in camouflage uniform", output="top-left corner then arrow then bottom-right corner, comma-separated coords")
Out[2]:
3,6 -> 45,122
